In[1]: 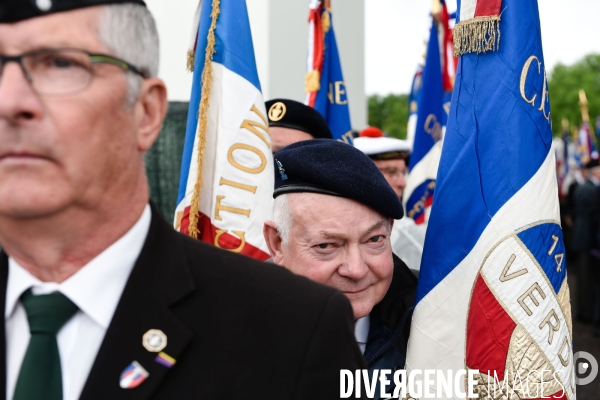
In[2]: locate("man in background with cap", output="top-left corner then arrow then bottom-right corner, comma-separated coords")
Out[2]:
354,127 -> 426,273
263,140 -> 417,399
354,126 -> 410,200
0,2 -> 366,399
266,98 -> 333,153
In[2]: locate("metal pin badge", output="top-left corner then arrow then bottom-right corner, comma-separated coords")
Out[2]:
276,160 -> 288,181
120,361 -> 149,389
155,351 -> 177,368
143,329 -> 167,353
36,0 -> 52,12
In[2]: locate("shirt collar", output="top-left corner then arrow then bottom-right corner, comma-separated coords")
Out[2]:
354,315 -> 370,345
5,204 -> 152,329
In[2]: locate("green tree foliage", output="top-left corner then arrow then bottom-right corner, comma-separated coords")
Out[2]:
549,53 -> 600,135
368,94 -> 409,139
368,54 -> 600,140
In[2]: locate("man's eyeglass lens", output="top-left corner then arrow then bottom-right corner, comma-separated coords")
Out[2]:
379,168 -> 404,179
0,49 -> 144,96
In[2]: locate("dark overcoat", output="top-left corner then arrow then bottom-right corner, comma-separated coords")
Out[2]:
0,205 -> 366,399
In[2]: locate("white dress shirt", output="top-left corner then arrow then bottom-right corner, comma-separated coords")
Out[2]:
5,205 -> 151,400
354,315 -> 370,354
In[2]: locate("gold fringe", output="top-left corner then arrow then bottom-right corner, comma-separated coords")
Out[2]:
186,50 -> 195,73
321,9 -> 330,34
452,16 -> 500,57
305,70 -> 320,93
189,0 -> 221,239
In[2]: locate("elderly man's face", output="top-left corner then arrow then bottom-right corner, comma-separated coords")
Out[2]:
269,126 -> 314,154
374,158 -> 407,199
0,7 -> 160,219
266,193 -> 394,320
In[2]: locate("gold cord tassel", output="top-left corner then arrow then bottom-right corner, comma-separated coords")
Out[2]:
321,9 -> 330,34
189,0 -> 221,239
305,70 -> 321,93
452,16 -> 501,57
186,49 -> 196,73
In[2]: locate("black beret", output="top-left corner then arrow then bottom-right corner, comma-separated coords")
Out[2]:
584,158 -> 600,170
273,139 -> 404,219
0,0 -> 146,23
266,98 -> 333,140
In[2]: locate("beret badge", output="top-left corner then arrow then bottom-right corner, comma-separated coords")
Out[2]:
276,160 -> 288,181
268,102 -> 286,122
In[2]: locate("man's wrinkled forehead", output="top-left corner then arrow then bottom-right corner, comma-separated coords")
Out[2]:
0,7 -> 104,54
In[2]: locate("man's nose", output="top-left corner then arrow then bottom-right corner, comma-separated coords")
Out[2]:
0,62 -> 42,123
397,172 -> 407,190
337,245 -> 369,281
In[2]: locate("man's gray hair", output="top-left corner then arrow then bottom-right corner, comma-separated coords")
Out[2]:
272,193 -> 394,246
272,194 -> 292,245
99,4 -> 160,105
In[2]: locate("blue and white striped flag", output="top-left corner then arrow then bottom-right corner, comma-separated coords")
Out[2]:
406,0 -> 575,398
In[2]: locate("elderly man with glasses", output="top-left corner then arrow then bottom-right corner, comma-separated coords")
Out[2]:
0,1 -> 366,399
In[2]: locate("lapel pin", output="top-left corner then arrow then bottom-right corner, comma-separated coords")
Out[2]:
155,351 -> 177,368
143,329 -> 167,352
120,361 -> 149,389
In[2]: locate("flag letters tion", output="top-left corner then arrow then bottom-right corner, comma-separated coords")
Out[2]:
175,0 -> 273,261
406,0 -> 576,398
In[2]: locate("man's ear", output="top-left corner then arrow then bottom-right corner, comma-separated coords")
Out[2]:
390,218 -> 395,229
263,220 -> 285,266
135,78 -> 168,152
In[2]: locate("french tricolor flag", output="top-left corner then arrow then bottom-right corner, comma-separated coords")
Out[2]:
406,0 -> 576,398
175,0 -> 273,261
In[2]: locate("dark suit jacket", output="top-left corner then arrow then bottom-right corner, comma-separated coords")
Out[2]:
0,206 -> 366,399
572,179 -> 598,252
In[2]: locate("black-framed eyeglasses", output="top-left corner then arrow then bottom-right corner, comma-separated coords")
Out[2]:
0,48 -> 148,97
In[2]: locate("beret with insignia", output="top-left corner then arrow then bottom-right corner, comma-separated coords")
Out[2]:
273,139 -> 403,219
265,98 -> 333,140
0,0 -> 146,23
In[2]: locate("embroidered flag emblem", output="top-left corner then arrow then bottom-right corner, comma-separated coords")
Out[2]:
119,361 -> 149,389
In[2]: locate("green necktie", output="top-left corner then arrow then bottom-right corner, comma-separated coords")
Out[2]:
13,290 -> 78,400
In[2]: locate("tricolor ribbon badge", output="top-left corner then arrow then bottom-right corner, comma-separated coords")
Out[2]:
119,361 -> 149,389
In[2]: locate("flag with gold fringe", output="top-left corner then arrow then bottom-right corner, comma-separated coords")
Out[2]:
406,0 -> 576,398
175,0 -> 273,261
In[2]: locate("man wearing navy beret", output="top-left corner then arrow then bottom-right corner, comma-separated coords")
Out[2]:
0,1 -> 366,399
264,140 -> 418,399
266,98 -> 333,153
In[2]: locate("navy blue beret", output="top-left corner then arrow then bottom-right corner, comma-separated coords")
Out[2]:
0,0 -> 146,23
266,99 -> 333,140
584,158 -> 599,170
273,139 -> 404,219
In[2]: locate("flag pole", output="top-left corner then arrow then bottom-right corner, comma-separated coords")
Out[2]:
579,89 -> 590,124
189,0 -> 221,238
